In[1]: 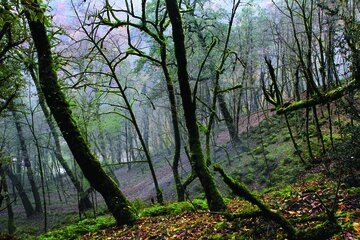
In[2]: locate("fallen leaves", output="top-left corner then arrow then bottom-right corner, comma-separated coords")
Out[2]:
81,177 -> 360,240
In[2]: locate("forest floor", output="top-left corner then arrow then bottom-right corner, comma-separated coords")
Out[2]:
32,169 -> 360,240
0,109 -> 274,238
2,107 -> 360,239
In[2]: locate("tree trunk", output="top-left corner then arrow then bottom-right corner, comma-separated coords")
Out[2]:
218,94 -> 239,143
164,0 -> 226,211
160,43 -> 184,202
22,0 -> 136,225
11,109 -> 42,213
0,164 -> 16,234
4,166 -> 35,217
284,113 -> 306,165
29,65 -> 93,212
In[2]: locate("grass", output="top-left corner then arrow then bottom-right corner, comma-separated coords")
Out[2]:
140,200 -> 202,217
36,173 -> 359,239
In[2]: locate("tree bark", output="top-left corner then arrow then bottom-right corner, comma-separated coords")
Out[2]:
218,94 -> 239,143
164,0 -> 226,211
11,109 -> 42,213
0,164 -> 16,234
4,165 -> 35,217
159,37 -> 184,202
214,164 -> 296,239
29,65 -> 93,212
21,0 -> 136,225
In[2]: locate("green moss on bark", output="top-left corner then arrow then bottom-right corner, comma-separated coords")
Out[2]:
22,0 -> 137,225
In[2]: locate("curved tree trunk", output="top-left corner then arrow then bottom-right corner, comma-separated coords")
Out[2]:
164,0 -> 226,211
29,65 -> 93,212
21,0 -> 136,225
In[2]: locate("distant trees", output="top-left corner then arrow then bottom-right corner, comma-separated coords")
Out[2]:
261,0 -> 360,162
0,0 -> 358,232
20,0 -> 137,225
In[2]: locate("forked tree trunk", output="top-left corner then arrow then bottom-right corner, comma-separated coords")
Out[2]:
164,0 -> 226,211
21,0 -> 136,225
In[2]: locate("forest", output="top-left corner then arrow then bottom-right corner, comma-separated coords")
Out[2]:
0,0 -> 359,239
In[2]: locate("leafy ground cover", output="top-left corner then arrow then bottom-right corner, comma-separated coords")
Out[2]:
34,173 -> 359,240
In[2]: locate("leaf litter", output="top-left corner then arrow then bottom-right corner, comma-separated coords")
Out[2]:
81,177 -> 359,240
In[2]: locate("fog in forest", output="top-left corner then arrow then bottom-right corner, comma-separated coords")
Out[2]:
0,0 -> 359,239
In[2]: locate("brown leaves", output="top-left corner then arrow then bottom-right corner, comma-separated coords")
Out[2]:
82,212 -> 229,240
81,177 -> 359,240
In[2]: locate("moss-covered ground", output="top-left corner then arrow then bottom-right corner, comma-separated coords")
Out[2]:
23,173 -> 359,240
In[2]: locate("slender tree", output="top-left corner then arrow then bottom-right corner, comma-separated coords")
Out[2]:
164,0 -> 226,211
11,108 -> 42,213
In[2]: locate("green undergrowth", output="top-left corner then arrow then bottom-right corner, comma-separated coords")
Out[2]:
32,199 -> 210,240
36,215 -> 116,240
25,175 -> 360,240
140,199 -> 208,217
216,114 -> 306,189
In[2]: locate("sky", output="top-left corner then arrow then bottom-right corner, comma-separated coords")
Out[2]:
49,0 -> 274,28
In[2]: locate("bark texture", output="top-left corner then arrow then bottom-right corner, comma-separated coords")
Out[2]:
11,109 -> 42,213
4,166 -> 35,217
164,0 -> 226,211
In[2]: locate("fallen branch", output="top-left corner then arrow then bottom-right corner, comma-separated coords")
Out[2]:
213,164 -> 342,240
213,164 -> 297,239
276,80 -> 359,114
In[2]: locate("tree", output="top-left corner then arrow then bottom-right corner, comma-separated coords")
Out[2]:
28,61 -> 93,212
11,107 -> 42,213
0,0 -> 24,114
96,0 -> 186,202
164,0 -> 226,211
20,0 -> 137,225
0,162 -> 15,234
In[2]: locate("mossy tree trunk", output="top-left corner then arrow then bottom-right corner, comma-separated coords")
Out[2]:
21,0 -> 136,225
160,43 -> 184,202
28,65 -> 93,212
214,164 -> 341,240
164,0 -> 226,211
214,164 -> 297,239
